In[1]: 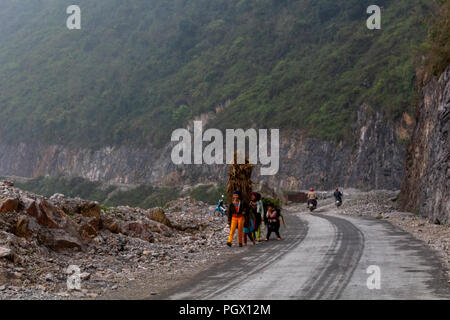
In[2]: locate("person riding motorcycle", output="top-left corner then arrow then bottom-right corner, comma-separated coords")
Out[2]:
334,188 -> 343,207
213,195 -> 227,216
307,188 -> 317,208
218,196 -> 226,211
334,188 -> 343,202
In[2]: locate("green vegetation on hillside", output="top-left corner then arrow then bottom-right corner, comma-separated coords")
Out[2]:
417,0 -> 450,79
13,175 -> 225,208
0,0 -> 432,147
13,175 -> 116,202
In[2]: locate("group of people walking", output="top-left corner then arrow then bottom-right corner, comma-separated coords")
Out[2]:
225,188 -> 344,247
227,191 -> 282,248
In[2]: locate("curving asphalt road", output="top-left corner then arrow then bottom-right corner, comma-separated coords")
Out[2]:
156,205 -> 450,300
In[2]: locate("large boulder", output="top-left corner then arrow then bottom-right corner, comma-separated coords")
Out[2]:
121,221 -> 153,242
23,199 -> 39,218
13,203 -> 86,251
102,218 -> 120,234
23,198 -> 68,229
78,216 -> 101,241
147,207 -> 171,227
78,202 -> 101,219
36,228 -> 83,251
55,198 -> 101,219
74,214 -> 101,241
37,200 -> 67,229
0,198 -> 19,213
147,220 -> 172,236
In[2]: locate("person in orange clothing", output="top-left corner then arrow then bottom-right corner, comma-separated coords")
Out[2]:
227,190 -> 247,248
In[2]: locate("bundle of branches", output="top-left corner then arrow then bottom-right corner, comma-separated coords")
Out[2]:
262,197 -> 282,213
226,152 -> 253,205
262,197 -> 285,227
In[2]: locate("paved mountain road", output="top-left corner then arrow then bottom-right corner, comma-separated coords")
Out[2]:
156,205 -> 449,300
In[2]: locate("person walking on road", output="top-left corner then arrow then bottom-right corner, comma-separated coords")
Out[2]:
227,191 -> 247,247
243,205 -> 256,246
250,192 -> 264,242
265,202 -> 282,241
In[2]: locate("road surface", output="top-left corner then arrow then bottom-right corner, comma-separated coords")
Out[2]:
156,204 -> 449,300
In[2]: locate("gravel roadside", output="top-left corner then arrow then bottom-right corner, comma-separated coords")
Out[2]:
336,190 -> 449,283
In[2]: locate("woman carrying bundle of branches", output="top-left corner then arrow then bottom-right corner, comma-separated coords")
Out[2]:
226,152 -> 253,248
227,190 -> 247,247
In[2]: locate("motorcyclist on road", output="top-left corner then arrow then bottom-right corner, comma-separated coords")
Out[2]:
334,188 -> 343,202
213,195 -> 227,217
218,196 -> 226,211
307,188 -> 317,208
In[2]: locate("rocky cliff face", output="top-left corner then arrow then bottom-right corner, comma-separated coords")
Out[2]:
0,105 -> 409,191
400,67 -> 450,224
271,104 -> 409,191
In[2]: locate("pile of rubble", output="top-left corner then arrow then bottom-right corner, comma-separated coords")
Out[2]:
340,190 -> 399,218
0,180 -> 231,299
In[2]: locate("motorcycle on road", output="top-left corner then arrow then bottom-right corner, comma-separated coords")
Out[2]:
307,199 -> 317,212
213,196 -> 227,218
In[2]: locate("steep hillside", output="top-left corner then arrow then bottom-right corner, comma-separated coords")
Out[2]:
400,67 -> 449,224
400,0 -> 449,224
0,0 -> 431,148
